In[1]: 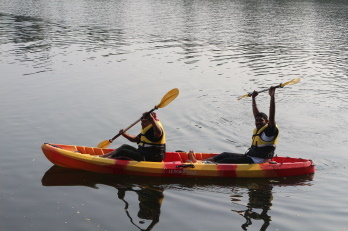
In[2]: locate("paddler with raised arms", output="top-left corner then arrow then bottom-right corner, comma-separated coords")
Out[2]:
188,87 -> 279,164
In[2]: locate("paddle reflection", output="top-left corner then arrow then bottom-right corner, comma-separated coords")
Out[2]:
42,166 -> 313,231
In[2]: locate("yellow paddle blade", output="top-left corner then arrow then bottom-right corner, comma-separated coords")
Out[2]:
97,140 -> 111,149
237,93 -> 251,101
156,88 -> 179,108
280,78 -> 300,87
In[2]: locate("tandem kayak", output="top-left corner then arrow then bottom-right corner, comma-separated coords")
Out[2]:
41,143 -> 315,178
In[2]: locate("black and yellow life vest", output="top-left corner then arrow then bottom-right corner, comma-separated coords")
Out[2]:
251,124 -> 279,147
138,121 -> 166,148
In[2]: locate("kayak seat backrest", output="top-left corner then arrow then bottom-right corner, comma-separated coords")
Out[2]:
164,152 -> 183,162
194,153 -> 203,160
75,146 -> 103,155
201,153 -> 216,159
178,152 -> 188,162
76,146 -> 87,154
85,147 -> 96,155
93,148 -> 107,155
58,145 -> 78,152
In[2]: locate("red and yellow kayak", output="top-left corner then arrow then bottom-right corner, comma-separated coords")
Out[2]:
41,143 -> 315,178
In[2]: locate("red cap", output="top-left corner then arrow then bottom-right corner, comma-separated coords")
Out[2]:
151,112 -> 159,121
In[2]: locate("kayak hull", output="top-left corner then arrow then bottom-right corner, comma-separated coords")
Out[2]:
41,143 -> 315,178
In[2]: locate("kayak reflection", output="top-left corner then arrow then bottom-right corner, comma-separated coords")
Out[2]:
42,166 -> 313,231
42,165 -> 164,231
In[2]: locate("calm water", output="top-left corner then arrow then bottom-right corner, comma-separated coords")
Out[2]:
1,0 -> 347,230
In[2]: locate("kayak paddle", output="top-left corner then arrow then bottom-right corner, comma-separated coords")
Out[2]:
237,78 -> 300,100
97,88 -> 179,148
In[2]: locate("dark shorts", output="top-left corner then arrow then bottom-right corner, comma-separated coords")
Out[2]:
110,144 -> 165,162
213,152 -> 254,164
138,146 -> 165,162
246,146 -> 275,159
110,144 -> 143,161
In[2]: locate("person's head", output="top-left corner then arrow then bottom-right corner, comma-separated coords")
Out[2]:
141,112 -> 159,127
255,112 -> 268,129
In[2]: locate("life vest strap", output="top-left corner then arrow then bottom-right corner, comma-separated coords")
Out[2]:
138,142 -> 165,148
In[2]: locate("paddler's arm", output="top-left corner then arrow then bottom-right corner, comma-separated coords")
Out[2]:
120,129 -> 140,143
252,90 -> 260,119
268,87 -> 276,127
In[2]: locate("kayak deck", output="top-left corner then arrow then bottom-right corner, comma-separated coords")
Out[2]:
41,143 -> 315,178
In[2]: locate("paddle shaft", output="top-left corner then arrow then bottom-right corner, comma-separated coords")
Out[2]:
254,84 -> 282,95
98,88 -> 179,148
238,78 -> 300,100
108,107 -> 157,143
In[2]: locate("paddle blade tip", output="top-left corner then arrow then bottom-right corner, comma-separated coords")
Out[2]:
282,78 -> 301,87
97,140 -> 111,149
157,88 -> 180,108
237,94 -> 249,101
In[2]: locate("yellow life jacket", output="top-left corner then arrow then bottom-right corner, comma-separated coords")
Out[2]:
251,124 -> 279,147
138,121 -> 166,147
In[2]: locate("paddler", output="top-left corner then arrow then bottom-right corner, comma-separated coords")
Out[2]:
188,87 -> 279,164
100,112 -> 166,162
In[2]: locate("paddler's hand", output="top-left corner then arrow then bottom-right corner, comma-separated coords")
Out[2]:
251,90 -> 258,98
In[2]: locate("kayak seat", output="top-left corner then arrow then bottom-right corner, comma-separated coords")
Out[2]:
76,146 -> 86,154
194,153 -> 203,160
93,148 -> 105,155
75,146 -> 107,155
164,152 -> 183,162
85,147 -> 96,155
178,152 -> 203,162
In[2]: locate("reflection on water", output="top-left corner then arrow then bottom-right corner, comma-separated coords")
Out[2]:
42,166 -> 165,231
1,0 -> 347,79
232,184 -> 273,231
2,0 -> 347,230
117,186 -> 163,231
42,165 -> 313,231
